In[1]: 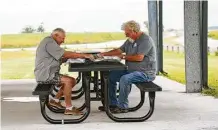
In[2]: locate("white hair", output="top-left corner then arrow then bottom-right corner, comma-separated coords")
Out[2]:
121,20 -> 141,32
51,28 -> 65,35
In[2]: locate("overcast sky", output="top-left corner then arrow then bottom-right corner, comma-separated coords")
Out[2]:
0,0 -> 217,34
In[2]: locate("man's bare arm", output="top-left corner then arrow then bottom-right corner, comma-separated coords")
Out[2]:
124,54 -> 144,62
62,51 -> 94,60
101,49 -> 123,56
100,48 -> 144,62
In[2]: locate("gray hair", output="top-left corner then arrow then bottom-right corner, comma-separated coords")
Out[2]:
121,20 -> 141,32
51,28 -> 65,35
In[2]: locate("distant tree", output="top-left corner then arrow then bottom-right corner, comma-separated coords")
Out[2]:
21,26 -> 35,33
167,28 -> 176,32
37,23 -> 45,33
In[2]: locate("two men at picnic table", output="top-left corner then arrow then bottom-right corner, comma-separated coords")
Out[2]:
34,20 -> 157,115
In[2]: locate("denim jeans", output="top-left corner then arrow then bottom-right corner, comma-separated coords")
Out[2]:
108,70 -> 155,109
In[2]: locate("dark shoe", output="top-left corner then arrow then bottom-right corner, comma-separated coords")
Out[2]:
111,107 -> 128,114
98,105 -> 117,111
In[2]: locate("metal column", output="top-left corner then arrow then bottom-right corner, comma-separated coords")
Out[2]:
184,1 -> 203,92
200,1 -> 208,89
158,0 -> 164,74
148,1 -> 159,74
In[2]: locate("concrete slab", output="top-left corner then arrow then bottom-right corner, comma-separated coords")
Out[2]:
1,76 -> 218,130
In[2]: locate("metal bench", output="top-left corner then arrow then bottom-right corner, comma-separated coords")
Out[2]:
104,81 -> 162,122
32,81 -> 90,124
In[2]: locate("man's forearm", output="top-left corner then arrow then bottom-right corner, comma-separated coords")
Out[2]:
101,49 -> 123,56
124,55 -> 144,62
63,51 -> 86,59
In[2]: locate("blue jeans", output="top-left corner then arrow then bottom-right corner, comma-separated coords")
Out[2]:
108,70 -> 155,109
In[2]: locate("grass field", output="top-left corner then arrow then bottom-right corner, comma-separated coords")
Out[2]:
163,51 -> 218,97
1,32 -> 125,48
1,50 -> 217,97
208,30 -> 218,40
1,31 -> 217,48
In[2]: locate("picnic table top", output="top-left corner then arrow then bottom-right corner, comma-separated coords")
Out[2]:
68,60 -> 127,72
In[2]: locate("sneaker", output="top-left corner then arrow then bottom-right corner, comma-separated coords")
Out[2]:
64,107 -> 83,115
111,107 -> 128,114
98,105 -> 117,111
48,99 -> 65,109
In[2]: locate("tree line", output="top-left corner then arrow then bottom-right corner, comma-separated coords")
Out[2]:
21,23 -> 45,33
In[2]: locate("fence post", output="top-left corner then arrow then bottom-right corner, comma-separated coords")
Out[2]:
177,46 -> 180,53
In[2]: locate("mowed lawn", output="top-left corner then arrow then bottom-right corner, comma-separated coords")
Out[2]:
208,30 -> 218,40
0,50 -> 77,79
1,50 -> 218,97
1,32 -> 125,48
164,51 -> 218,97
1,51 -> 36,79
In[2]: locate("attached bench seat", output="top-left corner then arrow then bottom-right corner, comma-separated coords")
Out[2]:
32,83 -> 90,124
135,82 -> 162,92
32,83 -> 55,96
105,81 -> 162,122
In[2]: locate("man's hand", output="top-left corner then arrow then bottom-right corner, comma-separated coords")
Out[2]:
61,57 -> 68,63
93,53 -> 104,59
84,54 -> 95,61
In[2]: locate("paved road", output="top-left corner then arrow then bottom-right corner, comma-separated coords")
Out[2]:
1,76 -> 218,130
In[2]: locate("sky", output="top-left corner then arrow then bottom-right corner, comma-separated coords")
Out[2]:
0,0 -> 217,34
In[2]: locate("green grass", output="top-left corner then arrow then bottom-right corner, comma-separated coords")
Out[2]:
1,32 -> 125,48
208,31 -> 218,40
1,31 -> 217,49
163,51 -> 218,97
0,50 -> 78,79
163,51 -> 185,83
1,50 -> 218,97
1,51 -> 36,79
